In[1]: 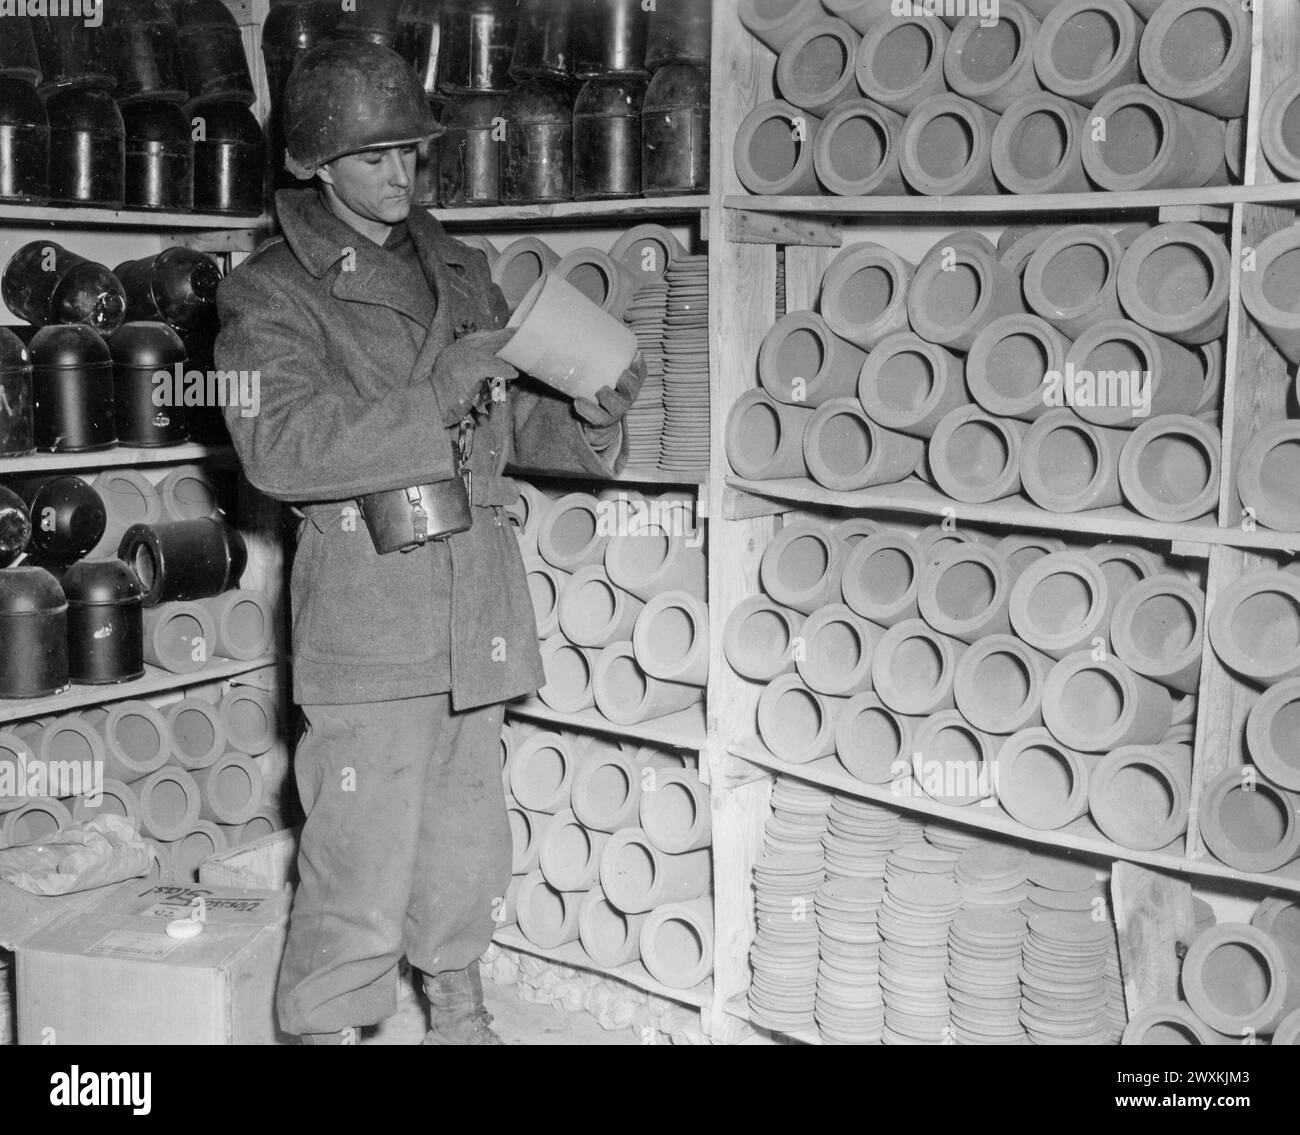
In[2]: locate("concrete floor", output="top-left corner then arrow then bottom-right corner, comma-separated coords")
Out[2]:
362,973 -> 642,1045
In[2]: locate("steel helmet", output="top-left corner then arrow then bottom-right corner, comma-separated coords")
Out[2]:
281,38 -> 440,179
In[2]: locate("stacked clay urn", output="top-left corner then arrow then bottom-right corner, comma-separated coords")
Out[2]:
733,0 -> 1254,197
726,222 -> 1235,530
1123,893 -> 1300,1045
0,679 -> 291,882
499,719 -> 714,991
510,483 -> 708,731
721,510 -> 1244,865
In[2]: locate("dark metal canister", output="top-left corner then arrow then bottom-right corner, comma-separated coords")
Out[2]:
44,88 -> 126,207
62,559 -> 146,685
0,485 -> 31,568
173,0 -> 257,111
439,0 -> 516,92
0,17 -> 43,84
263,0 -> 335,187
437,90 -> 505,206
30,15 -> 116,93
510,0 -> 573,81
396,0 -> 444,95
501,77 -> 573,204
0,567 -> 69,699
114,248 -> 222,331
109,322 -> 189,447
12,475 -> 107,565
573,0 -> 647,78
573,75 -> 644,200
29,325 -> 116,453
118,517 -> 248,606
642,63 -> 709,196
192,102 -> 264,215
106,0 -> 189,104
645,1 -> 711,69
262,0 -> 335,110
2,241 -> 127,336
0,328 -> 35,459
0,77 -> 49,204
123,101 -> 194,211
334,0 -> 403,45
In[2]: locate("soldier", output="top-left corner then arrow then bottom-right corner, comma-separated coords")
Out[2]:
215,39 -> 642,1044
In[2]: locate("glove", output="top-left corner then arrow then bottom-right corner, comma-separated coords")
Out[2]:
432,329 -> 519,425
573,354 -> 647,445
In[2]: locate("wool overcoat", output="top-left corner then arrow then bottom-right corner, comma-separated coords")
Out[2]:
215,189 -> 624,708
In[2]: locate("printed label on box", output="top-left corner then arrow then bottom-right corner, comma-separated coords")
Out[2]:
87,930 -> 183,961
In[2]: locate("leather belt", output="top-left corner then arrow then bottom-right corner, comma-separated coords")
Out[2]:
296,473 -> 521,534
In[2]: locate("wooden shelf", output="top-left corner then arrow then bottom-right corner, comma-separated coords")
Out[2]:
724,994 -> 821,1045
724,182 -> 1300,220
0,657 -> 276,725
0,444 -> 236,478
731,737 -> 1300,898
493,924 -> 713,1010
507,699 -> 706,751
726,476 -> 1300,555
429,196 -> 708,227
510,465 -> 708,488
0,203 -> 266,231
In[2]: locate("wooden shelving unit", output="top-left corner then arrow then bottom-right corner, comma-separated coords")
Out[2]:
0,658 -> 277,727
507,700 -> 706,752
432,195 -> 708,227
701,0 -> 1300,1046
492,925 -> 713,1011
0,444 -> 236,478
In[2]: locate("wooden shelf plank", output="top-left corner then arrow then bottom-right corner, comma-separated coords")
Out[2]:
0,203 -> 266,230
725,476 -> 1300,554
0,657 -> 276,725
0,444 -> 235,478
731,738 -> 1300,897
492,925 -> 713,1010
723,994 -> 822,1044
430,196 -> 709,226
724,182 -> 1300,219
506,699 -> 705,751
509,465 -> 707,488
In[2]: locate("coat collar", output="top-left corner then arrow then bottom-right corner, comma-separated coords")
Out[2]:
273,188 -> 478,326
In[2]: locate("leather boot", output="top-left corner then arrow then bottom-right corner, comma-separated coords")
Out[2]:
422,964 -> 504,1045
300,1026 -> 358,1045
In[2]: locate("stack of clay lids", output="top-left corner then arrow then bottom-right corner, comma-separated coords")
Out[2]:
815,876 -> 885,1044
897,813 -> 927,845
822,796 -> 901,882
749,852 -> 824,1033
764,776 -> 834,857
878,872 -> 961,1044
924,822 -> 986,854
884,841 -> 960,888
1020,853 -> 1127,1039
955,844 -> 1032,908
659,255 -> 709,473
622,278 -> 668,468
1019,910 -> 1115,1045
946,905 -> 1030,1045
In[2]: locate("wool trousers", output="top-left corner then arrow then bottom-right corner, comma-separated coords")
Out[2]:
277,693 -> 510,1035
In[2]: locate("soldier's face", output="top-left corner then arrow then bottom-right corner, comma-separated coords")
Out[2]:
319,145 -> 418,224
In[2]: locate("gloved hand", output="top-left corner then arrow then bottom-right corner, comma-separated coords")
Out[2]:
573,353 -> 646,446
432,329 -> 519,425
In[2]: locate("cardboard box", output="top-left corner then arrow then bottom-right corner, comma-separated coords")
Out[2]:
15,881 -> 291,1045
199,827 -> 299,891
